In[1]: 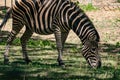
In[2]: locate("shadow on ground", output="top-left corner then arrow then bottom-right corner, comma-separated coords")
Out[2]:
0,27 -> 120,80
100,43 -> 120,54
0,61 -> 119,80
0,30 -> 120,54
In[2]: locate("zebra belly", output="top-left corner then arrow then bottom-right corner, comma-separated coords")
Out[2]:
34,25 -> 54,35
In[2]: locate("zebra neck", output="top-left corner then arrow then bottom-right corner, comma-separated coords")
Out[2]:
68,3 -> 97,44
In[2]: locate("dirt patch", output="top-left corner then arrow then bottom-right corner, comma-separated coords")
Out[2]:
86,10 -> 120,44
0,0 -> 13,7
0,0 -> 120,45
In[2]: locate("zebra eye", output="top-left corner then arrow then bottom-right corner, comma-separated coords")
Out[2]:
91,48 -> 96,52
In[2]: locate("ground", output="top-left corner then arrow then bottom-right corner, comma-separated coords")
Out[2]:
0,0 -> 120,80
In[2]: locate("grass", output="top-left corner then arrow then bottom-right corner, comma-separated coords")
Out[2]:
0,8 -> 7,18
116,18 -> 120,22
78,3 -> 99,11
0,36 -> 120,80
71,1 -> 98,11
0,3 -> 120,79
2,9 -> 7,14
118,0 -> 120,3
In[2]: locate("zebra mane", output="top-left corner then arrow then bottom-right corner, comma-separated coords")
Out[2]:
40,0 -> 44,3
68,1 -> 100,43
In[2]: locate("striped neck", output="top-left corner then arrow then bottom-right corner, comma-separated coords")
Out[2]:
54,0 -> 100,44
67,2 -> 100,44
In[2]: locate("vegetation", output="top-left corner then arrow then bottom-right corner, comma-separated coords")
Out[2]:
77,3 -> 99,11
116,18 -> 120,22
0,8 -> 7,18
0,37 -> 120,80
0,1 -> 120,79
70,1 -> 98,11
2,9 -> 7,14
118,0 -> 120,3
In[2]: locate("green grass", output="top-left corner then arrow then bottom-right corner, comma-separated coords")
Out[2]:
78,3 -> 99,11
0,38 -> 56,49
116,18 -> 120,22
71,1 -> 98,11
0,2 -> 120,79
2,9 -> 7,14
118,0 -> 120,3
0,37 -> 120,80
116,42 -> 120,47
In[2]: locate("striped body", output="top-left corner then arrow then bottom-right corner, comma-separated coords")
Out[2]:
13,0 -> 70,34
0,0 -> 101,68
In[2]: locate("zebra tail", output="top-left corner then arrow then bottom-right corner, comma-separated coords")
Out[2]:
0,8 -> 12,30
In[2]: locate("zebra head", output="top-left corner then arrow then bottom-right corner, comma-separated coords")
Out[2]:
64,1 -> 102,68
81,34 -> 101,68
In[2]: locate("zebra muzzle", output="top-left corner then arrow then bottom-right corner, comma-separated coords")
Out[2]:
88,58 -> 101,69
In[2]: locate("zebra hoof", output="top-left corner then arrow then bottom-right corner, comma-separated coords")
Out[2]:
58,61 -> 66,69
0,39 -> 2,42
58,60 -> 65,66
4,59 -> 9,65
25,59 -> 32,64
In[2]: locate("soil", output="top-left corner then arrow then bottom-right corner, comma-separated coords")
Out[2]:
0,0 -> 120,45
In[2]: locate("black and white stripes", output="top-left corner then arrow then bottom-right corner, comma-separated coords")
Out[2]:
0,0 -> 101,68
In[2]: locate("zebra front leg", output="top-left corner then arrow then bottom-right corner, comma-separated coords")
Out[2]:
4,33 -> 15,64
4,25 -> 23,64
4,44 -> 10,64
20,28 -> 33,64
54,28 -> 64,66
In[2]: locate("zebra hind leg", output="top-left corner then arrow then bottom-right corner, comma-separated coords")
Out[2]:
4,25 -> 23,64
55,32 -> 64,66
20,27 -> 33,64
61,31 -> 69,51
60,31 -> 69,66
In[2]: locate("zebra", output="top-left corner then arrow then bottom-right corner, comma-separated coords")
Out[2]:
0,0 -> 101,68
